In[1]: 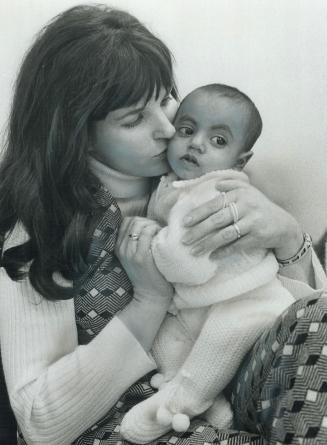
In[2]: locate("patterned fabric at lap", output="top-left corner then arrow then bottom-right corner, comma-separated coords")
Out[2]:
231,292 -> 327,445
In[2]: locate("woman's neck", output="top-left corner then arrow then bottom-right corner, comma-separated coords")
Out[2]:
89,154 -> 152,199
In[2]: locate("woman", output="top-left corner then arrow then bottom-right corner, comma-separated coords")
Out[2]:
0,5 -> 325,445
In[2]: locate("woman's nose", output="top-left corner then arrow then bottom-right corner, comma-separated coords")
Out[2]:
153,112 -> 176,140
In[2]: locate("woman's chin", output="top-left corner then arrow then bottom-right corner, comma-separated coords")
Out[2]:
148,162 -> 171,177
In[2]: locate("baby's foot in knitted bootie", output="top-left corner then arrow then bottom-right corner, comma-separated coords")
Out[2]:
157,405 -> 190,432
159,376 -> 213,431
204,394 -> 234,429
120,385 -> 178,444
121,378 -> 214,443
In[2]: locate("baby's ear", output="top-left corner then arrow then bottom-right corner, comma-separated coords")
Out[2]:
235,150 -> 253,170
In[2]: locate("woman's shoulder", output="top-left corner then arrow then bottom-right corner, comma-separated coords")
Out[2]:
1,222 -> 75,305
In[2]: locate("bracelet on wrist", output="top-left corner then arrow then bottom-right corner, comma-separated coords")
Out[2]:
277,232 -> 312,267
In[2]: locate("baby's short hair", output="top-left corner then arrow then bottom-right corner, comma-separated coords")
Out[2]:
187,84 -> 263,151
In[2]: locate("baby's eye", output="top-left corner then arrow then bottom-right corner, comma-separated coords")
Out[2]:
211,135 -> 226,146
178,126 -> 193,136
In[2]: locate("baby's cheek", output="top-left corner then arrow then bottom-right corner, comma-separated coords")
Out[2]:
167,143 -> 178,163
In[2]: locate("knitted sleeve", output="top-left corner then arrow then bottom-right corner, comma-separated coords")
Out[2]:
151,176 -> 219,285
0,269 -> 155,445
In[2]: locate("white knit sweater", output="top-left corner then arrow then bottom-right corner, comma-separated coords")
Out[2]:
0,224 -> 156,445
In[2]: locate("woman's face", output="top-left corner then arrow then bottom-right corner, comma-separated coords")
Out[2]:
93,88 -> 178,177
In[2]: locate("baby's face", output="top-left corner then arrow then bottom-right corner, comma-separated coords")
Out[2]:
167,91 -> 251,180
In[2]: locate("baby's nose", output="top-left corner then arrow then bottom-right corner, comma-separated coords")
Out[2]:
189,134 -> 205,153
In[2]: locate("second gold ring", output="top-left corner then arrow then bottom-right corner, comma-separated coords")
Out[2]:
229,202 -> 239,223
233,223 -> 241,239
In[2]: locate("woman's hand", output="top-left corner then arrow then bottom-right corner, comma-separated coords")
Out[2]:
116,216 -> 173,351
115,216 -> 174,300
181,170 -> 303,260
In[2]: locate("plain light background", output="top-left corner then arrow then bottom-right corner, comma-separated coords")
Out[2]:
1,0 -> 327,242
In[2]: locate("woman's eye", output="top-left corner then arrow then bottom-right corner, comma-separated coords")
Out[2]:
211,135 -> 226,146
161,94 -> 173,107
123,113 -> 144,128
178,126 -> 193,136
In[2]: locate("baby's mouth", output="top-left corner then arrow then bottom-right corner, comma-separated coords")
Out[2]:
180,153 -> 199,166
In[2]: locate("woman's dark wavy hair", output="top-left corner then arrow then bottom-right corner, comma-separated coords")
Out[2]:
0,4 -> 177,300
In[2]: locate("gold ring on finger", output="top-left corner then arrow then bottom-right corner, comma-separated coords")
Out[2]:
233,223 -> 241,239
220,191 -> 228,209
128,233 -> 140,241
229,202 -> 239,223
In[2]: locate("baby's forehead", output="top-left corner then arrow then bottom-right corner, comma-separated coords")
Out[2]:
176,90 -> 249,122
181,89 -> 243,109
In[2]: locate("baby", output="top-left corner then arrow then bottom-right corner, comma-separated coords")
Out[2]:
121,84 -> 295,443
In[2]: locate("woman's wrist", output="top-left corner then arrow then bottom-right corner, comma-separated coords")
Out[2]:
274,219 -> 304,261
134,283 -> 174,302
277,232 -> 312,267
118,291 -> 172,351
133,288 -> 173,308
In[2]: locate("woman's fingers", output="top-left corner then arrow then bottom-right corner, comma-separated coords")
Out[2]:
216,179 -> 250,192
183,206 -> 232,245
115,217 -> 134,252
182,196 -> 247,245
211,169 -> 250,183
116,217 -> 173,299
183,178 -> 249,228
181,172 -> 303,260
183,190 -> 236,227
115,216 -> 154,257
123,219 -> 155,255
189,217 -> 250,256
209,232 -> 254,261
134,224 -> 160,259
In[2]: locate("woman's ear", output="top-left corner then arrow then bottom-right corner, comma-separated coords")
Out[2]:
235,151 -> 253,170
